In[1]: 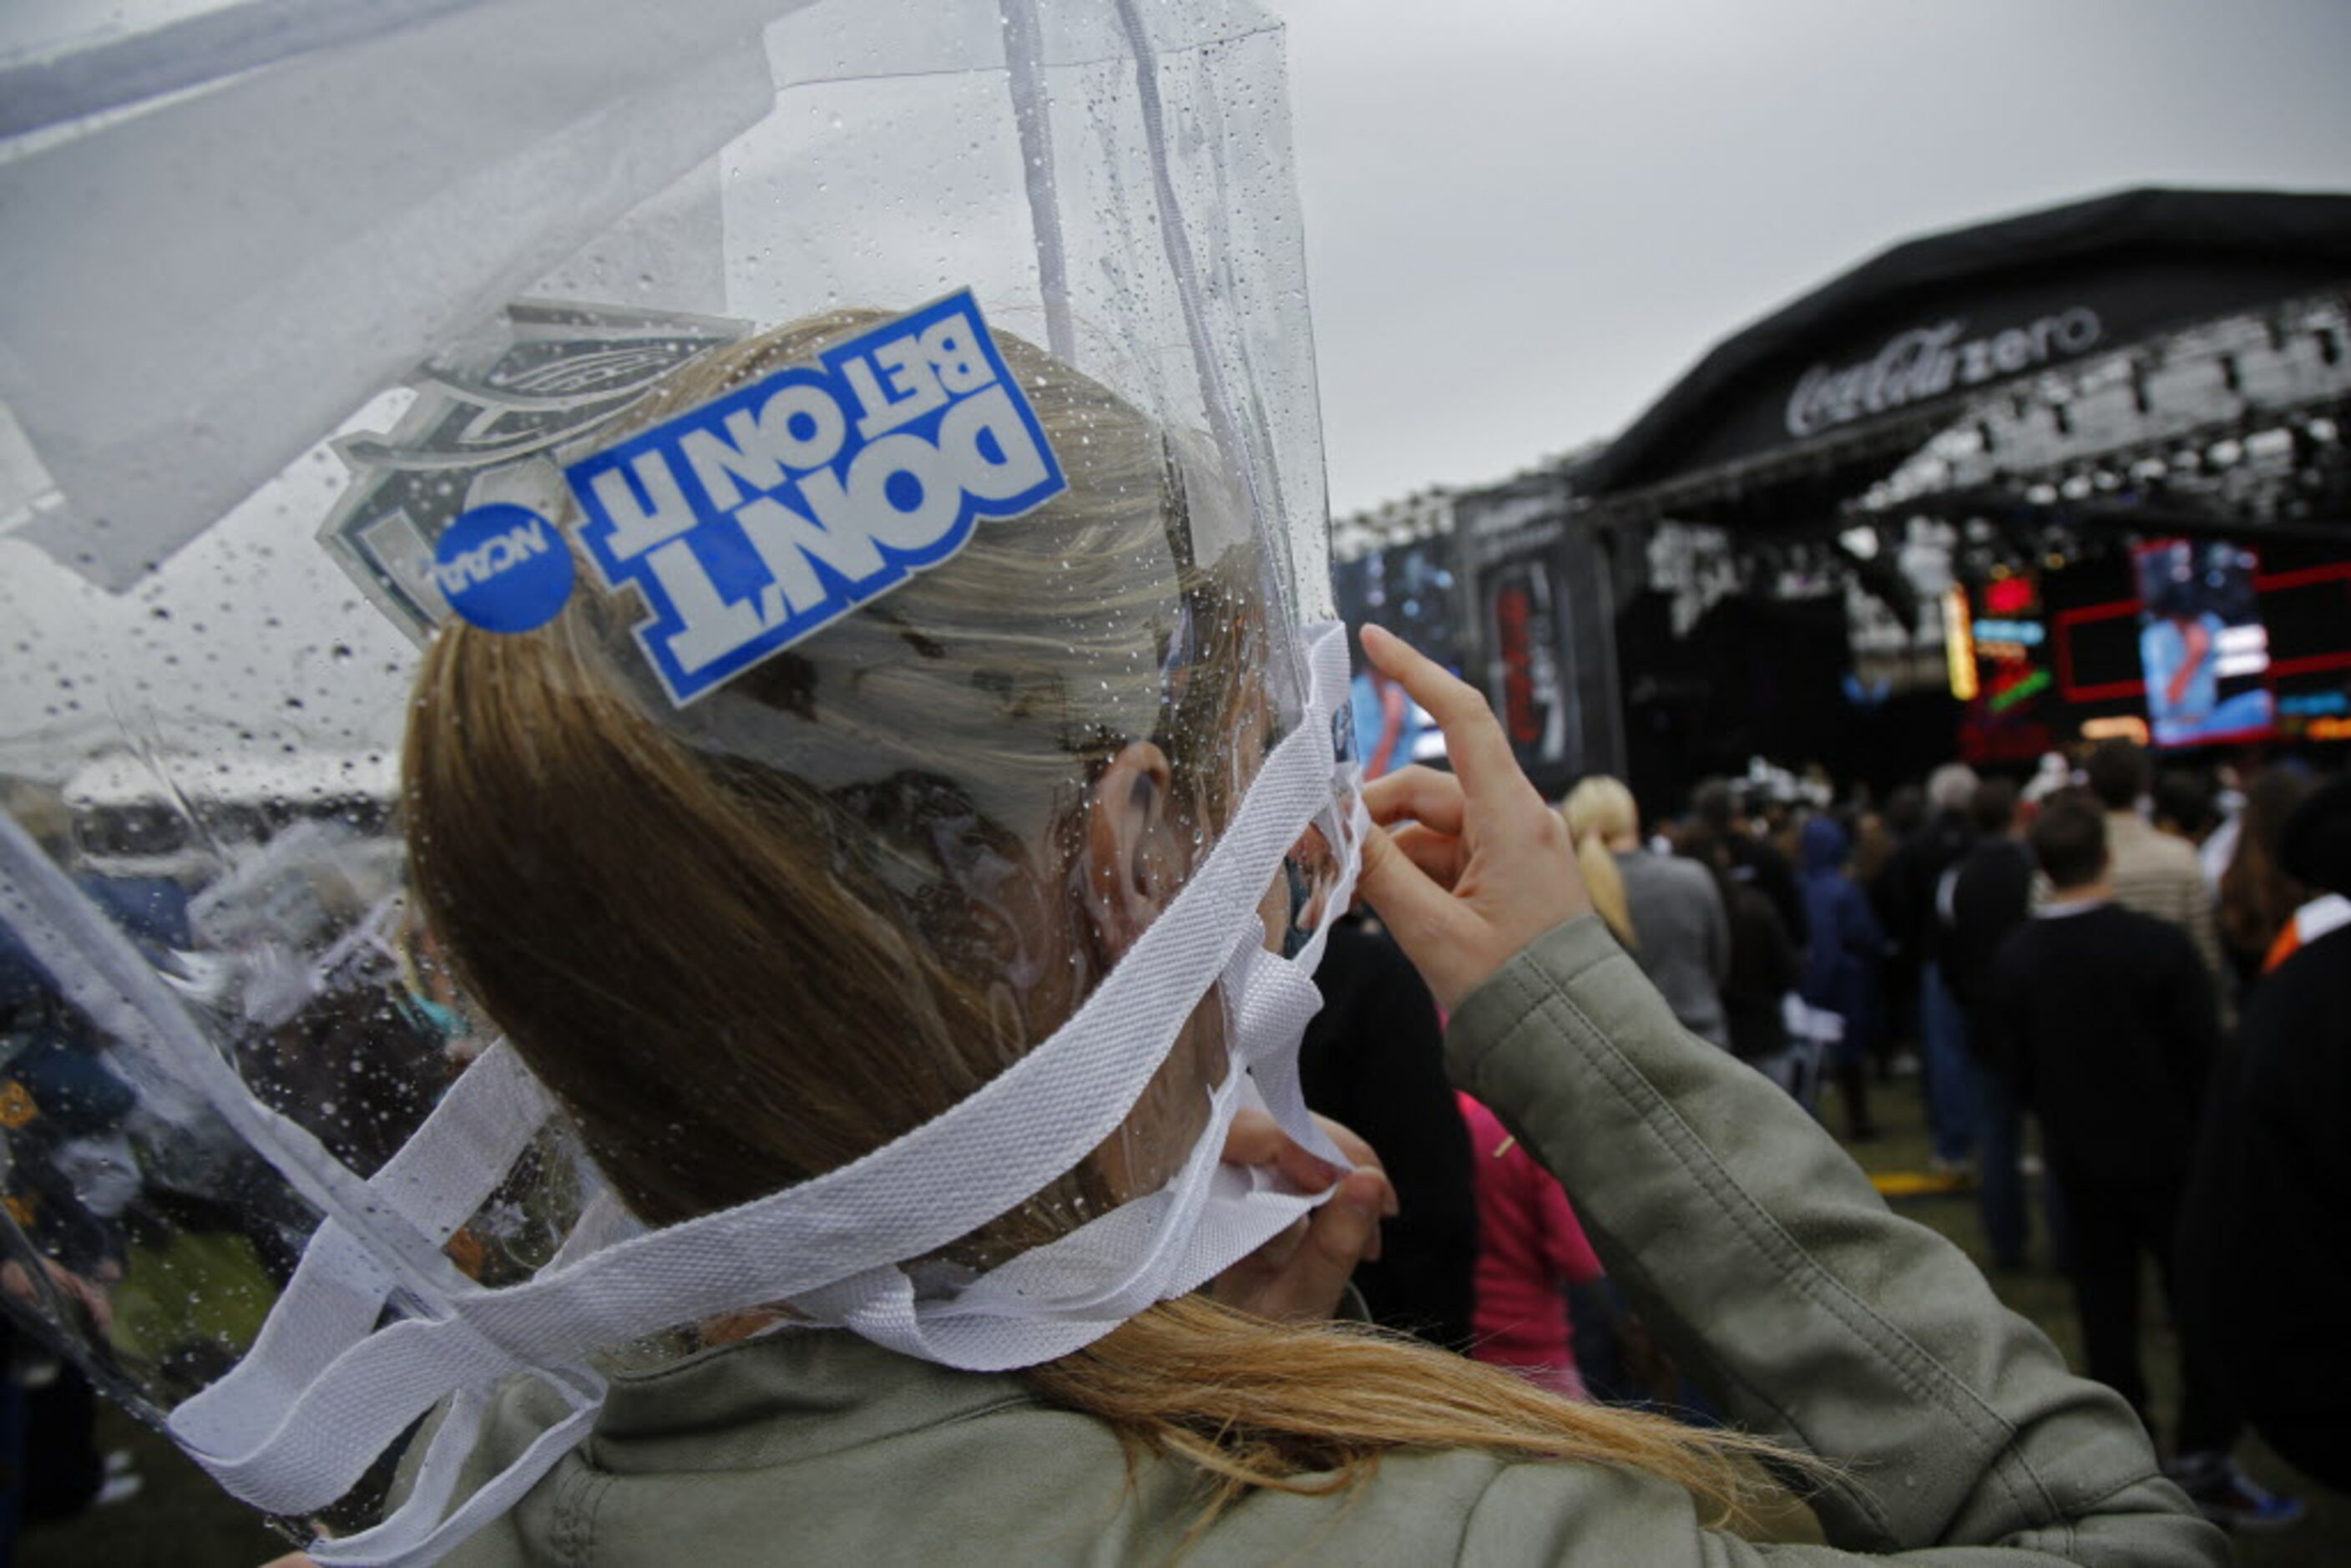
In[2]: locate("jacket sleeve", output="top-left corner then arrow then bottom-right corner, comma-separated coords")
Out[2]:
1446,915 -> 2224,1565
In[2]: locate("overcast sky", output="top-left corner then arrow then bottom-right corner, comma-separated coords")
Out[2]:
1271,0 -> 2351,518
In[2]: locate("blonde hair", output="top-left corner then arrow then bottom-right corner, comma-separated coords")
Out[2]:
1562,776 -> 1639,948
404,316 -> 1799,1535
1564,775 -> 1639,847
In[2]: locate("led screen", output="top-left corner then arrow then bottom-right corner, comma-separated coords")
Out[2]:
2132,538 -> 2276,747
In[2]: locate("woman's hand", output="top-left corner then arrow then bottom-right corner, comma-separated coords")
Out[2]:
1209,1109 -> 1395,1323
1354,624 -> 1593,1014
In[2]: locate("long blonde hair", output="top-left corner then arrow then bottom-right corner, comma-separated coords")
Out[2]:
1563,776 -> 1639,948
404,316 -> 1797,1534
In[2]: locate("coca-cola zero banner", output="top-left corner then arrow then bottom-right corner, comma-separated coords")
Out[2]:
1587,189 -> 2351,498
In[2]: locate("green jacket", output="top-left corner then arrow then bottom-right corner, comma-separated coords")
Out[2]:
442,916 -> 2224,1565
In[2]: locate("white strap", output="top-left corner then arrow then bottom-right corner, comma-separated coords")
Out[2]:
170,1042 -> 551,1464
796,861 -> 1362,1371
304,1369 -> 604,1568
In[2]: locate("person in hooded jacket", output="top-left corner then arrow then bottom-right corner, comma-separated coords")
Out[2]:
1795,815 -> 1883,1141
1679,819 -> 1802,1080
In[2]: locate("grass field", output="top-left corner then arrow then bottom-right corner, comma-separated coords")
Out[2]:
23,1068 -> 2344,1565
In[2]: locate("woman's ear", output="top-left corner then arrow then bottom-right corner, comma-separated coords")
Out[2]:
1086,741 -> 1179,955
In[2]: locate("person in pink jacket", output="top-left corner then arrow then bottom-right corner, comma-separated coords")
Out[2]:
1457,1090 -> 1603,1399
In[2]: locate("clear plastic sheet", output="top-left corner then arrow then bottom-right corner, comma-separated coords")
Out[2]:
0,2 -> 1347,1557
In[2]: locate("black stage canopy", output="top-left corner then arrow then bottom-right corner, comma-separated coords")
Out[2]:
1579,187 -> 2351,523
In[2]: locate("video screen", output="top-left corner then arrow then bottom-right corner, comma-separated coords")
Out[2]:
2133,539 -> 2275,747
1335,539 -> 1460,777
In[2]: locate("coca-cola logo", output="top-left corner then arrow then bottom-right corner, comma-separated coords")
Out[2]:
1785,307 -> 2101,438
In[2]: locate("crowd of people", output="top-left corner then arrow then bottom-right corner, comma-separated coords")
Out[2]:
1239,716 -> 2348,1555
1398,738 -> 2348,1535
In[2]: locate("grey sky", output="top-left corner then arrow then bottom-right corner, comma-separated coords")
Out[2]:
1272,0 -> 2351,517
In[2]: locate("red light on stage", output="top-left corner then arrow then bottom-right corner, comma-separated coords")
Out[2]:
1984,575 -> 2035,616
1495,584 -> 1540,746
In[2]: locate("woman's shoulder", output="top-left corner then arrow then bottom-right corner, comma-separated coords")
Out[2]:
1183,1447 -> 1699,1564
1105,1441 -> 1716,1565
441,1331 -> 1719,1564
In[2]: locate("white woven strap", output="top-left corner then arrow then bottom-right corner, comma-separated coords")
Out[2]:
167,1041 -> 550,1470
304,1368 -> 604,1568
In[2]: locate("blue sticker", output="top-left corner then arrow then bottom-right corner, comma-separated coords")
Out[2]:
432,503 -> 575,633
563,291 -> 1068,706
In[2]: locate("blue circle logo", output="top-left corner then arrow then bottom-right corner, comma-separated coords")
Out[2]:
432,503 -> 574,634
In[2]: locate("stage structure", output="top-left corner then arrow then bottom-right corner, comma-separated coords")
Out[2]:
1522,186 -> 2351,808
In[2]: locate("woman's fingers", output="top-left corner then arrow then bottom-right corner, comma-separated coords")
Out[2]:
1385,822 -> 1469,890
1210,1110 -> 1397,1321
1310,1114 -> 1399,1218
1362,765 -> 1467,836
1221,1107 -> 1342,1192
1249,1214 -> 1310,1273
1353,625 -> 1593,1013
1358,625 -> 1521,804
1297,1168 -> 1393,1288
1225,1108 -> 1397,1216
1213,1167 -> 1392,1322
1358,826 -> 1459,943
1308,1112 -> 1374,1170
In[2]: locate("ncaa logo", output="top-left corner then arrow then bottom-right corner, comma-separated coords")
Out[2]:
432,503 -> 575,634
